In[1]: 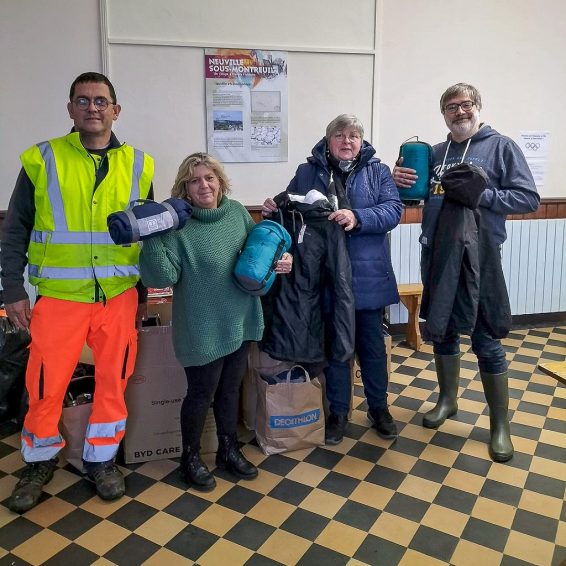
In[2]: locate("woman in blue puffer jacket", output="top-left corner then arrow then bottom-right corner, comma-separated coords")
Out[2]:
262,114 -> 402,444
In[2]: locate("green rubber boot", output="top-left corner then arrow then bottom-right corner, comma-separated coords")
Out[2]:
480,371 -> 514,462
423,353 -> 460,429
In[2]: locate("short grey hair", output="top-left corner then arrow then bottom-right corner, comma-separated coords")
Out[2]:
325,114 -> 364,139
440,83 -> 482,113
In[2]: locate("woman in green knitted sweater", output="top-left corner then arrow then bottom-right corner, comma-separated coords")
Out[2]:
139,152 -> 292,491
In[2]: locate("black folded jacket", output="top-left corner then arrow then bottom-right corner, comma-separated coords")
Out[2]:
441,163 -> 488,210
107,198 -> 193,245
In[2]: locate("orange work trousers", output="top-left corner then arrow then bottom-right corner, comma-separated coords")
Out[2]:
21,288 -> 138,463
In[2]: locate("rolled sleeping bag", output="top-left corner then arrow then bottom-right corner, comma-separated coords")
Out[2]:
107,198 -> 193,245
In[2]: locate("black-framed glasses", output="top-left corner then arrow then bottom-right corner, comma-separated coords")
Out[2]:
444,101 -> 475,114
73,96 -> 113,111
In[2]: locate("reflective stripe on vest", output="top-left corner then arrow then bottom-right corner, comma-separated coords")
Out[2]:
28,264 -> 140,280
31,230 -> 114,245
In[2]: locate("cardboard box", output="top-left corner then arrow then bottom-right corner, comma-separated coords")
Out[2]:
123,325 -> 217,464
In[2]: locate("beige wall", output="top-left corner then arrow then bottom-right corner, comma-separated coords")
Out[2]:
1,0 -> 564,207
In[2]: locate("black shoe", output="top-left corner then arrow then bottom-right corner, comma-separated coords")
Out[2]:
85,461 -> 125,501
216,434 -> 258,480
8,460 -> 58,513
181,448 -> 216,491
368,407 -> 398,440
325,413 -> 348,445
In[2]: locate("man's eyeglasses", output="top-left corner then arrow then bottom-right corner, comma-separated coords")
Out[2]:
73,96 -> 113,111
444,101 -> 475,114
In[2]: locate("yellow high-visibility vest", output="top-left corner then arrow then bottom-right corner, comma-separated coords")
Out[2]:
20,132 -> 154,302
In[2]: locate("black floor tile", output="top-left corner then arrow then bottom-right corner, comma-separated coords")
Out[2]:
409,460 -> 450,484
534,442 -> 566,462
258,454 -> 300,476
354,534 -> 406,566
433,485 -> 477,515
163,491 -> 211,522
512,509 -> 558,542
461,517 -> 510,552
334,500 -> 380,531
296,543 -> 348,566
268,478 -> 312,506
429,430 -> 467,452
480,479 -> 523,507
50,508 -> 100,539
387,436 -> 427,458
317,471 -> 359,498
43,543 -> 99,566
224,517 -> 276,551
452,453 -> 493,477
409,525 -> 459,562
0,517 -> 43,551
217,485 -> 263,514
280,508 -> 329,541
347,441 -> 387,463
107,499 -> 158,530
303,447 -> 343,470
0,554 -> 32,566
364,465 -> 406,490
517,400 -> 553,416
384,492 -> 429,522
54,479 -> 96,507
245,553 -> 285,566
165,524 -> 219,561
524,472 -> 565,499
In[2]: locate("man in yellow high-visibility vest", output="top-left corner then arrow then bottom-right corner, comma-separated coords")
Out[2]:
0,72 -> 154,513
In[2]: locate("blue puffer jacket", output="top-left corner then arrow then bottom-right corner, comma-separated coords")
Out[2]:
286,138 -> 402,310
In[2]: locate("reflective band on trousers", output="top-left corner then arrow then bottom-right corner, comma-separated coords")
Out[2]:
21,427 -> 64,463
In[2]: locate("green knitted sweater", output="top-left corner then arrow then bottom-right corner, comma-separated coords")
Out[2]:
139,197 -> 264,366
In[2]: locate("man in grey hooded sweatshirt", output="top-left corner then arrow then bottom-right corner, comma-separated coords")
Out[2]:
393,82 -> 540,463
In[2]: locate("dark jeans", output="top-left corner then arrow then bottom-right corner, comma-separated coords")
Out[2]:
324,308 -> 388,416
433,311 -> 507,374
181,343 -> 249,450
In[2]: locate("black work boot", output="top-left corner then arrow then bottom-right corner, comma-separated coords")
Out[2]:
325,413 -> 348,445
181,446 -> 216,491
423,353 -> 460,429
480,371 -> 514,462
85,461 -> 126,501
216,434 -> 258,480
368,407 -> 398,439
8,459 -> 58,513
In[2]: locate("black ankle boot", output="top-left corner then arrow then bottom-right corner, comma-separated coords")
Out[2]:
216,434 -> 258,480
325,413 -> 348,445
181,446 -> 216,491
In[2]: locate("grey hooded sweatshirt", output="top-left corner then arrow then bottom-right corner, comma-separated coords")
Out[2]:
420,124 -> 540,247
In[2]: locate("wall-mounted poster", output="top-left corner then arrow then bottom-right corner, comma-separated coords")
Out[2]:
205,48 -> 288,162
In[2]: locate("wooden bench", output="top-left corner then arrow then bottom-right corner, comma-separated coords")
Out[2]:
537,361 -> 566,386
397,283 -> 424,351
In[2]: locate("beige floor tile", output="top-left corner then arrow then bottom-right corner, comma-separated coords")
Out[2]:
529,455 -> 566,482
418,444 -> 459,468
471,496 -> 516,528
399,548 -> 447,565
486,461 -> 528,488
458,398 -> 486,414
134,511 -> 188,545
460,438 -> 492,461
512,410 -> 546,429
299,488 -> 346,518
451,539 -> 504,566
242,469 -> 284,495
443,469 -> 485,495
198,538 -> 254,566
142,546 -> 196,565
75,521 -> 131,554
421,504 -> 469,538
0,450 -> 27,474
518,489 -> 563,520
332,455 -> 374,480
192,503 -> 243,536
539,428 -> 566,448
400,386 -> 432,401
398,423 -> 436,443
257,529 -> 311,565
504,530 -> 556,566
397,475 -> 442,503
390,406 -> 418,424
315,520 -> 366,556
348,481 -> 395,510
285,461 -> 330,487
368,512 -> 419,546
24,496 -> 76,527
439,419 -> 474,438
133,482 -> 185,509
12,529 -> 71,566
133,458 -> 179,480
80,494 -> 131,518
376,450 -> 418,474
511,435 -> 537,455
246,495 -> 295,527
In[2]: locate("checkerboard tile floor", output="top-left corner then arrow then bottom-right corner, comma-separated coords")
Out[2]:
0,326 -> 564,565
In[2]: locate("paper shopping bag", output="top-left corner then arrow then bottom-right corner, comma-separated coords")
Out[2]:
255,365 -> 325,455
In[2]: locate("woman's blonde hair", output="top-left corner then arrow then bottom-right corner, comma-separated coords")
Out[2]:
171,152 -> 231,205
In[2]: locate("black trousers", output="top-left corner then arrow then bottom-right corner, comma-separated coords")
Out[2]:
181,343 -> 249,450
